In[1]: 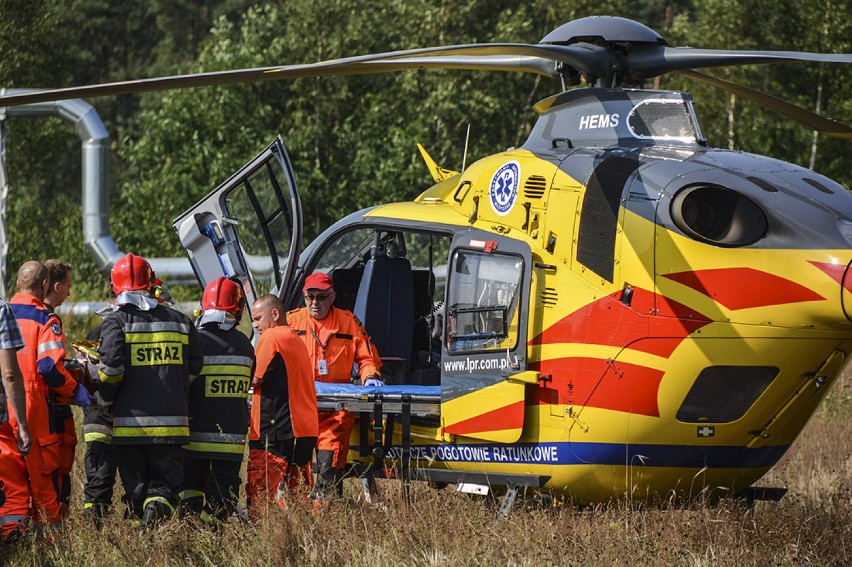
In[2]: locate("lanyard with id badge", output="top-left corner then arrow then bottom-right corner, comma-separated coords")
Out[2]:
308,325 -> 330,376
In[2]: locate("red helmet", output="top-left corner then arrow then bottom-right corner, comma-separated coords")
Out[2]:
111,253 -> 153,295
202,277 -> 246,319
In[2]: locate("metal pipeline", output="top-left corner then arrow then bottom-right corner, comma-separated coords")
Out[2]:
0,89 -> 196,283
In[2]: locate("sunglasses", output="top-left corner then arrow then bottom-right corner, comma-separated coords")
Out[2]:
304,292 -> 332,302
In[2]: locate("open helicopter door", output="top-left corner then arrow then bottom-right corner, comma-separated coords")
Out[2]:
439,228 -> 533,443
173,137 -> 302,311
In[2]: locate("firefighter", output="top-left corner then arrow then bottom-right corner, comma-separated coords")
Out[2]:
179,277 -> 254,522
42,259 -> 77,518
81,276 -> 172,524
96,253 -> 203,526
2,261 -> 91,538
286,272 -> 383,501
247,294 -> 317,515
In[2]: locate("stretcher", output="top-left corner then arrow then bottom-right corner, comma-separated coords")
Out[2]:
315,382 -> 441,502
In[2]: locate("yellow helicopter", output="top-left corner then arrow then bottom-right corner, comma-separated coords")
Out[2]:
4,15 -> 852,506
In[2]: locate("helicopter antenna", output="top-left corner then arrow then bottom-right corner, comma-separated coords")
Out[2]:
462,124 -> 471,172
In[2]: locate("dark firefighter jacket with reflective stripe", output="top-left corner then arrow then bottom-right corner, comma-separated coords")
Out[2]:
82,323 -> 113,444
97,304 -> 203,445
183,324 -> 255,461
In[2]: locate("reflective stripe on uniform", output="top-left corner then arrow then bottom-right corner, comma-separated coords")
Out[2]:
179,489 -> 204,501
112,426 -> 189,438
190,431 -> 246,444
0,515 -> 28,525
124,331 -> 189,344
84,432 -> 112,444
143,496 -> 175,513
185,430 -> 246,454
125,321 -> 192,334
202,364 -> 252,377
98,361 -> 125,384
124,320 -> 191,348
98,369 -> 124,384
113,415 -> 189,438
184,441 -> 245,455
113,416 -> 188,428
202,354 -> 253,368
84,423 -> 114,436
37,341 -> 65,355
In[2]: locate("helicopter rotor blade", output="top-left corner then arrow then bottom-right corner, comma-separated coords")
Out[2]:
0,43 -> 608,107
631,45 -> 852,78
329,55 -> 558,77
676,69 -> 852,140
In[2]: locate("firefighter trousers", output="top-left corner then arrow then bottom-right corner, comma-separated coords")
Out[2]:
83,440 -> 118,512
180,456 -> 242,521
116,444 -> 182,519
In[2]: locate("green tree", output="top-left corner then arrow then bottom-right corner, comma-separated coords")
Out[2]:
0,1 -> 247,293
119,0 -> 637,245
665,0 -> 851,188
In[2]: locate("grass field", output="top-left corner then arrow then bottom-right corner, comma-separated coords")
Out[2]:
2,318 -> 851,566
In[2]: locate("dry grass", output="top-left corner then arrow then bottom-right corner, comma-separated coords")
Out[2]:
4,327 -> 852,565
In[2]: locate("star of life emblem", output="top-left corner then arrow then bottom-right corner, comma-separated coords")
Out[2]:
489,161 -> 520,216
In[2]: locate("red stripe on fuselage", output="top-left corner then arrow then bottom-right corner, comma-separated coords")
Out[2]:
443,400 -> 525,437
809,261 -> 852,294
530,288 -> 710,358
663,267 -> 824,310
529,357 -> 664,417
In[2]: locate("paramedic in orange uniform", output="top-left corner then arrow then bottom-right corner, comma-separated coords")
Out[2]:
2,261 -> 90,537
0,296 -> 30,542
247,294 -> 318,514
43,259 -> 77,517
286,272 -> 382,500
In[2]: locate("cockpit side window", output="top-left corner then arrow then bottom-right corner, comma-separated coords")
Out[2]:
445,250 -> 523,353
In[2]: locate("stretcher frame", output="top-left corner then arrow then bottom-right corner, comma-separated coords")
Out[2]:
314,383 -> 551,511
315,382 -> 440,502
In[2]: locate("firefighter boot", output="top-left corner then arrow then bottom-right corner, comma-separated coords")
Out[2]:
83,502 -> 110,529
141,498 -> 174,528
178,490 -> 205,519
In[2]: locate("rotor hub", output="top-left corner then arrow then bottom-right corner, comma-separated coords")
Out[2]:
539,16 -> 666,47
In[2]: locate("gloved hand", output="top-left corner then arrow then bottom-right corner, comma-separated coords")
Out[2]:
364,377 -> 385,387
72,385 -> 93,407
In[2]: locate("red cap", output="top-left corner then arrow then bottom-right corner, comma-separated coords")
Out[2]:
303,272 -> 333,291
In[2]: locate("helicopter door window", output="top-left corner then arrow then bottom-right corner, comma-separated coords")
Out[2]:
445,250 -> 522,353
224,165 -> 296,296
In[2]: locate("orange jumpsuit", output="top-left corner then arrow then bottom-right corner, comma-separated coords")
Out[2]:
1,293 -> 78,534
44,304 -> 77,517
287,307 -> 380,470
